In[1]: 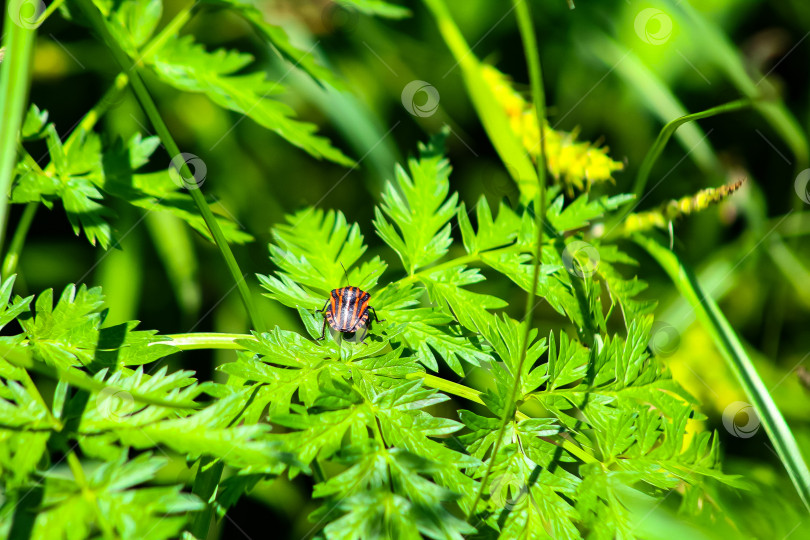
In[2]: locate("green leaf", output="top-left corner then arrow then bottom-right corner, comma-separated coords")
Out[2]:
21,103 -> 48,140
390,307 -> 489,375
420,265 -> 507,333
18,284 -> 106,368
110,0 -> 162,49
263,208 -> 386,298
12,124 -> 251,249
476,442 -> 581,539
119,389 -> 291,474
0,379 -> 52,489
211,0 -> 345,89
31,453 -> 202,540
318,447 -> 473,540
225,327 -> 411,420
544,330 -> 590,392
144,34 -> 354,166
0,275 -> 33,331
374,135 -> 458,274
457,198 -> 522,255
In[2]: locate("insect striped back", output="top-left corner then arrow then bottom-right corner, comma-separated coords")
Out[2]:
327,286 -> 371,332
317,267 -> 383,342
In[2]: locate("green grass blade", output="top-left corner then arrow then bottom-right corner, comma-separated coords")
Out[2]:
631,99 -> 751,202
635,234 -> 810,511
97,215 -> 143,324
0,17 -> 36,256
421,0 -> 537,200
1,201 -> 37,277
670,0 -> 809,170
145,212 -> 202,319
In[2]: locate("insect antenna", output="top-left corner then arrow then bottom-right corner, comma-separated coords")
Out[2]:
339,262 -> 351,286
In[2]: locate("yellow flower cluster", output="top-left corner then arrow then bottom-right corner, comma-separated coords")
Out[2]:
482,65 -> 624,194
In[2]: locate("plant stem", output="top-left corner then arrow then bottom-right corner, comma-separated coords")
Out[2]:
165,332 -> 255,350
405,244 -> 525,285
72,73 -> 130,141
402,253 -> 481,283
407,372 -> 486,405
635,233 -> 810,511
0,16 -> 36,257
74,0 -> 264,335
2,201 -> 37,277
621,98 -> 752,218
466,0 -> 549,519
138,3 -> 195,64
34,0 -> 66,27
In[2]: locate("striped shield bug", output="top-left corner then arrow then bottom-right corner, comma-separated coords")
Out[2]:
317,265 -> 383,342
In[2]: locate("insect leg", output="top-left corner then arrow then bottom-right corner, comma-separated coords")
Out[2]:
317,299 -> 330,341
368,307 -> 385,323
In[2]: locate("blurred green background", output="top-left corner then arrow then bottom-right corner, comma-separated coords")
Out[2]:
13,0 -> 810,536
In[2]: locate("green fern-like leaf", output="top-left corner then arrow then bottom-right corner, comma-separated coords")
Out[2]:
12,113 -> 252,248
260,208 -> 386,308
374,135 -> 458,275
144,34 -> 353,166
30,454 -> 202,540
